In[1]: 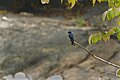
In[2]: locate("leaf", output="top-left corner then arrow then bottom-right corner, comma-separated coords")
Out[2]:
61,0 -> 63,3
0,10 -> 7,14
117,17 -> 120,26
102,32 -> 110,42
92,0 -> 96,6
68,0 -> 77,8
98,0 -> 107,3
88,32 -> 102,44
102,11 -> 108,21
116,69 -> 120,77
107,8 -> 115,20
113,27 -> 120,33
103,8 -> 120,21
115,0 -> 120,7
41,0 -> 49,4
88,35 -> 93,45
96,32 -> 102,41
117,21 -> 120,26
92,34 -> 98,44
117,32 -> 120,40
88,27 -> 120,44
108,0 -> 114,7
115,8 -> 120,16
92,33 -> 102,44
108,27 -> 117,35
97,0 -> 102,3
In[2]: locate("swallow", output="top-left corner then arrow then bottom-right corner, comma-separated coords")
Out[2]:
68,31 -> 75,45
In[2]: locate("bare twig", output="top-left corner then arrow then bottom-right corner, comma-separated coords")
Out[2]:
74,41 -> 120,69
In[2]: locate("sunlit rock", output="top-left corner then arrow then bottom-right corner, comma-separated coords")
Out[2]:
47,75 -> 63,80
14,72 -> 28,80
3,75 -> 14,80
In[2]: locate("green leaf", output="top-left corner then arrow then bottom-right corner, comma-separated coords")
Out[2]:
0,10 -> 7,14
108,27 -> 118,35
117,17 -> 120,26
96,32 -> 102,41
97,0 -> 106,3
88,27 -> 120,44
115,1 -> 120,7
108,0 -> 114,7
97,0 -> 102,3
92,0 -> 96,6
92,33 -> 102,44
102,11 -> 108,21
117,32 -> 120,40
102,8 -> 120,21
88,35 -> 93,45
117,21 -> 120,26
115,8 -> 120,16
116,69 -> 120,77
68,0 -> 77,8
61,0 -> 63,3
92,34 -> 98,44
107,8 -> 115,20
114,27 -> 120,32
88,32 -> 102,44
118,22 -> 120,26
41,0 -> 49,4
102,32 -> 110,42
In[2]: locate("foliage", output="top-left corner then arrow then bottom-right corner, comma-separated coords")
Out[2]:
40,0 -> 120,25
0,10 -> 7,14
88,27 -> 120,44
116,69 -> 120,77
68,0 -> 78,8
92,0 -> 120,21
41,0 -> 77,8
41,0 -> 62,4
41,0 -> 50,4
90,0 -> 120,77
87,0 -> 120,45
76,17 -> 87,27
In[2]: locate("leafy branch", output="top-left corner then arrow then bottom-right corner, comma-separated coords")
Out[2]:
88,27 -> 120,44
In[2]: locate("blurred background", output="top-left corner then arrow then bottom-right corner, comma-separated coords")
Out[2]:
0,0 -> 120,80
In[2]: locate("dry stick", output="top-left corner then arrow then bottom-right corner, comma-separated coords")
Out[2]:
74,41 -> 120,69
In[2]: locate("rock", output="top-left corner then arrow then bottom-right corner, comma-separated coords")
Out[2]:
3,75 -> 14,80
0,13 -> 120,80
87,39 -> 120,60
59,49 -> 88,68
3,72 -> 30,80
47,75 -> 63,80
62,67 -> 102,80
1,16 -> 8,21
14,72 -> 28,80
62,67 -> 119,80
0,15 -> 88,79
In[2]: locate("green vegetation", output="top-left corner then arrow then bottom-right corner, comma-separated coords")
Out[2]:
88,27 -> 120,44
88,0 -> 120,45
76,17 -> 87,27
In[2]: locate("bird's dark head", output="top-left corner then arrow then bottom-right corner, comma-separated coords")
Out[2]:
68,31 -> 72,33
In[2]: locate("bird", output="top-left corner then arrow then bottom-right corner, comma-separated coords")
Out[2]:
68,31 -> 75,45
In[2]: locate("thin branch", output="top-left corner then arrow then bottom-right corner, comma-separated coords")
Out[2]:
74,41 -> 120,69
